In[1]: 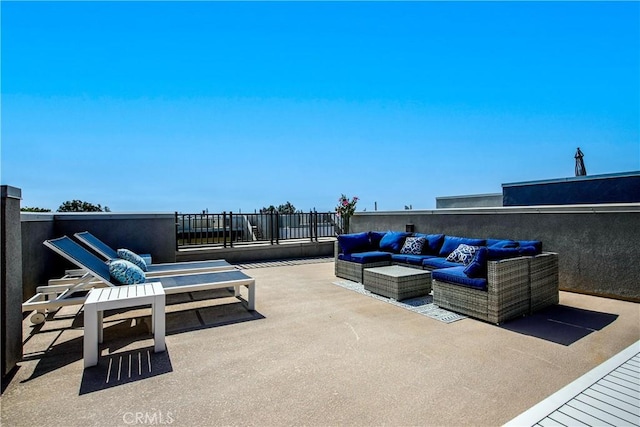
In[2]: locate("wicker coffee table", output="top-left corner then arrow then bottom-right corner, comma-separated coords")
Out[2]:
363,265 -> 432,301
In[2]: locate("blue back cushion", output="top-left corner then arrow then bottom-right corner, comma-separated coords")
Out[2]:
368,231 -> 387,250
439,236 -> 486,257
486,239 -> 519,249
414,233 -> 445,255
379,231 -> 411,253
518,240 -> 542,254
337,232 -> 371,254
487,247 -> 522,261
463,247 -> 488,278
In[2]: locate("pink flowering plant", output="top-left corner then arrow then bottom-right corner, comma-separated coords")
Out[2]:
336,194 -> 358,233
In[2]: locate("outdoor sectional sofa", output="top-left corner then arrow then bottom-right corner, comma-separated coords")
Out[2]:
334,231 -> 559,324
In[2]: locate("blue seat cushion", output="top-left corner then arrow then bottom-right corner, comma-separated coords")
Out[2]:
422,257 -> 461,270
391,253 -> 436,266
337,232 -> 371,254
414,233 -> 445,255
379,231 -> 411,253
439,236 -> 486,257
347,251 -> 393,264
463,247 -> 488,278
433,266 -> 488,291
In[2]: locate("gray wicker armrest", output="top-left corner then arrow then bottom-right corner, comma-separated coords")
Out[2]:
486,256 -> 531,324
529,252 -> 559,313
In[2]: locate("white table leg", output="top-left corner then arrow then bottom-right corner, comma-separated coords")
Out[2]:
153,293 -> 166,353
97,310 -> 104,344
84,304 -> 99,368
247,283 -> 255,311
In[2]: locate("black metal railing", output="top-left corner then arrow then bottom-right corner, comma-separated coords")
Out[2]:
175,211 -> 343,249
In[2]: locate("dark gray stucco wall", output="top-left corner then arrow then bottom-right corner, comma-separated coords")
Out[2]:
20,212 -> 176,298
503,172 -> 640,206
1,186 -> 23,377
352,204 -> 640,301
436,193 -> 503,209
21,216 -> 56,302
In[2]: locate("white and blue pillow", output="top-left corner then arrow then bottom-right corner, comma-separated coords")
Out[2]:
446,244 -> 480,265
400,236 -> 426,255
117,248 -> 148,271
109,259 -> 146,285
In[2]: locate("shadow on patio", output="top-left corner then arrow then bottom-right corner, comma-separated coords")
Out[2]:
500,304 -> 619,346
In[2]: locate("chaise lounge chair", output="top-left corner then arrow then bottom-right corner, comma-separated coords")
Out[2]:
22,236 -> 256,324
73,231 -> 235,277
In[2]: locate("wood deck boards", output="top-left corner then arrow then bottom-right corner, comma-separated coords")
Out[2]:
505,341 -> 640,427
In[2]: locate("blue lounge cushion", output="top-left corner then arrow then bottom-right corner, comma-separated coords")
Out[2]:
487,247 -> 522,261
109,259 -> 146,285
400,236 -> 426,255
117,248 -> 148,271
338,232 -> 371,254
438,236 -> 486,257
486,239 -> 520,249
422,257 -> 461,270
414,233 -> 445,255
391,253 -> 436,266
348,251 -> 392,264
379,231 -> 411,253
518,240 -> 542,254
368,231 -> 387,250
519,245 -> 539,256
445,244 -> 481,265
433,266 -> 488,291
463,247 -> 488,278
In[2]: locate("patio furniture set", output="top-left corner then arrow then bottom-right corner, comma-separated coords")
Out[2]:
22,232 -> 257,367
335,231 -> 559,324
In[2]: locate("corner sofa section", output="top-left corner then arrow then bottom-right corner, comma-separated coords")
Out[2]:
334,231 -> 559,324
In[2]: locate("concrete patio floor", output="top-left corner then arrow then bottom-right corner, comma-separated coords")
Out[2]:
2,260 -> 639,427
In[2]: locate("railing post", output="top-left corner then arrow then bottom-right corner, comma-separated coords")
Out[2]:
229,211 -> 234,248
269,211 -> 274,245
175,212 -> 179,251
223,211 -> 227,248
275,211 -> 279,244
315,211 -> 319,242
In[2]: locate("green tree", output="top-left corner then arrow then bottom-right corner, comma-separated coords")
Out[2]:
57,200 -> 111,212
260,202 -> 297,214
277,201 -> 296,214
20,206 -> 52,212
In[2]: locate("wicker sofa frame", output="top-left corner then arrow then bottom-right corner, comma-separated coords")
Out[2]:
432,252 -> 559,324
334,241 -> 559,324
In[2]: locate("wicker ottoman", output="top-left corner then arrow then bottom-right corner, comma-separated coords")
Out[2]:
363,265 -> 432,301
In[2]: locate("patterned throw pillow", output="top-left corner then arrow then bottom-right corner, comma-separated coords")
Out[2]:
446,244 -> 480,265
400,236 -> 426,255
109,259 -> 146,285
117,248 -> 148,271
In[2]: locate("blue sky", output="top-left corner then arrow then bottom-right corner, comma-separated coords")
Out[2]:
2,1 -> 638,213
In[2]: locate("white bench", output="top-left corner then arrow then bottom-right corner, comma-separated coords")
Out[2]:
83,282 -> 165,368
